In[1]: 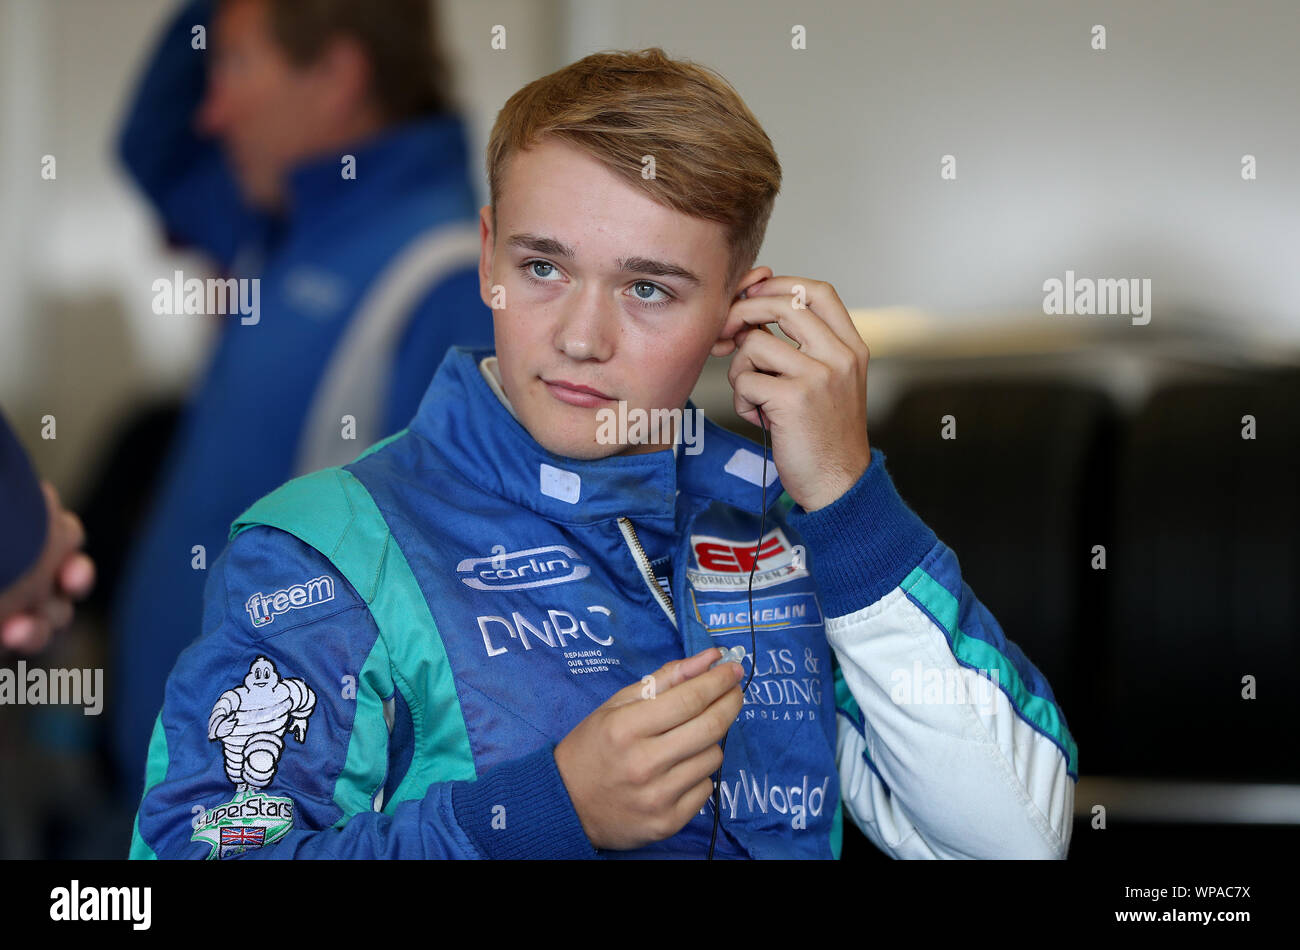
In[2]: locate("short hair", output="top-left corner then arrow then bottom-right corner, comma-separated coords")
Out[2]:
218,0 -> 455,122
486,48 -> 782,289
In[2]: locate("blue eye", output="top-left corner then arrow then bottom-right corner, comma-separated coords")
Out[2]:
629,280 -> 672,309
522,260 -> 559,281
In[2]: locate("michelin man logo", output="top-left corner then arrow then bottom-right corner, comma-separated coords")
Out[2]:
209,656 -> 317,790
191,656 -> 317,859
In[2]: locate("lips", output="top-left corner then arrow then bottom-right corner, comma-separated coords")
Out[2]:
545,379 -> 612,399
542,377 -> 615,408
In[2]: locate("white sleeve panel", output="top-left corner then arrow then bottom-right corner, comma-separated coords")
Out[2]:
830,587 -> 1074,859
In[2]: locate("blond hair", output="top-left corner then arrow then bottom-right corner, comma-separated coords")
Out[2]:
486,48 -> 781,288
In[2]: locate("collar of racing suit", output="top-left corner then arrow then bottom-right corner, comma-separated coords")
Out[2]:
411,347 -> 787,527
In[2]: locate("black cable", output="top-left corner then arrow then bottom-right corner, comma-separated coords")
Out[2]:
707,404 -> 767,860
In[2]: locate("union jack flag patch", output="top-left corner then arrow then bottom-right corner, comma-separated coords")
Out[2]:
219,825 -> 266,858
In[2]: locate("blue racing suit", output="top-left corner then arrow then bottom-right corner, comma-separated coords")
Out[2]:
130,347 -> 1078,859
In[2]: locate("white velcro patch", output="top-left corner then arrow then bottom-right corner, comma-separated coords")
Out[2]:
539,463 -> 581,504
724,448 -> 778,488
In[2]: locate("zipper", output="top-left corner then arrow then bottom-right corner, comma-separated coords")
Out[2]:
617,517 -> 676,629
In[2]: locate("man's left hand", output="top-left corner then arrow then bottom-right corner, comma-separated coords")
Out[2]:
713,272 -> 871,512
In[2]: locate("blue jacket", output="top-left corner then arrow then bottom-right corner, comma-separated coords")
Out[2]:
110,0 -> 494,792
131,347 -> 1078,859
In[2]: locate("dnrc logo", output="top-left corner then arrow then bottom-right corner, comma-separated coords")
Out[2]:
245,575 -> 336,627
457,544 -> 590,591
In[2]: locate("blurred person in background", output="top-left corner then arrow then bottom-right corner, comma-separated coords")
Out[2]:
110,0 -> 493,799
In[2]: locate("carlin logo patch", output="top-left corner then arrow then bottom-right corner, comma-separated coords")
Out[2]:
457,544 -> 590,591
687,527 -> 809,592
191,656 -> 317,859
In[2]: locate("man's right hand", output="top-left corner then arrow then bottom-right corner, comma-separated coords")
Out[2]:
554,647 -> 746,851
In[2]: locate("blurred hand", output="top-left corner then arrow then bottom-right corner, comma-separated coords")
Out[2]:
0,481 -> 96,653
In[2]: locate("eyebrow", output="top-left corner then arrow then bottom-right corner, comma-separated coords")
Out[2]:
506,232 -> 703,287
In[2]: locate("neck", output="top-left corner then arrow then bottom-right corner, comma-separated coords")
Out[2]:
265,108 -> 392,212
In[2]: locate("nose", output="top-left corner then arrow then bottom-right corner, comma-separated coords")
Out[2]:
552,283 -> 616,362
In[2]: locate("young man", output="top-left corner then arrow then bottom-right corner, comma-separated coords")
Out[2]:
130,49 -> 1077,859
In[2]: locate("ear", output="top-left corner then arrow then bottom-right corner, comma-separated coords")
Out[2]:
711,265 -> 774,358
478,205 -> 496,310
315,35 -> 374,117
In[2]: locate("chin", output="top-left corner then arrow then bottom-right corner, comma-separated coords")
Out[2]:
535,430 -> 619,461
521,417 -> 615,461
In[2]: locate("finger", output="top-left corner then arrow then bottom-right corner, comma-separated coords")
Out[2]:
58,553 -> 96,600
672,647 -> 726,682
731,367 -> 791,428
43,596 -> 74,634
604,648 -> 723,710
59,509 -> 85,552
727,321 -> 822,391
720,295 -> 852,369
734,266 -> 773,300
674,775 -> 721,831
652,741 -> 726,813
741,276 -> 865,352
2,613 -> 51,653
712,320 -> 774,359
1,614 -> 36,651
627,660 -> 745,736
652,678 -> 745,767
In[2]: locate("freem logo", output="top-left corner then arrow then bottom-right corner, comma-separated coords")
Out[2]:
245,575 -> 336,627
457,544 -> 591,591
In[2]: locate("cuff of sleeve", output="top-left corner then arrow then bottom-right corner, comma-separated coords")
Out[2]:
0,433 -> 47,591
451,743 -> 601,860
786,447 -> 937,617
